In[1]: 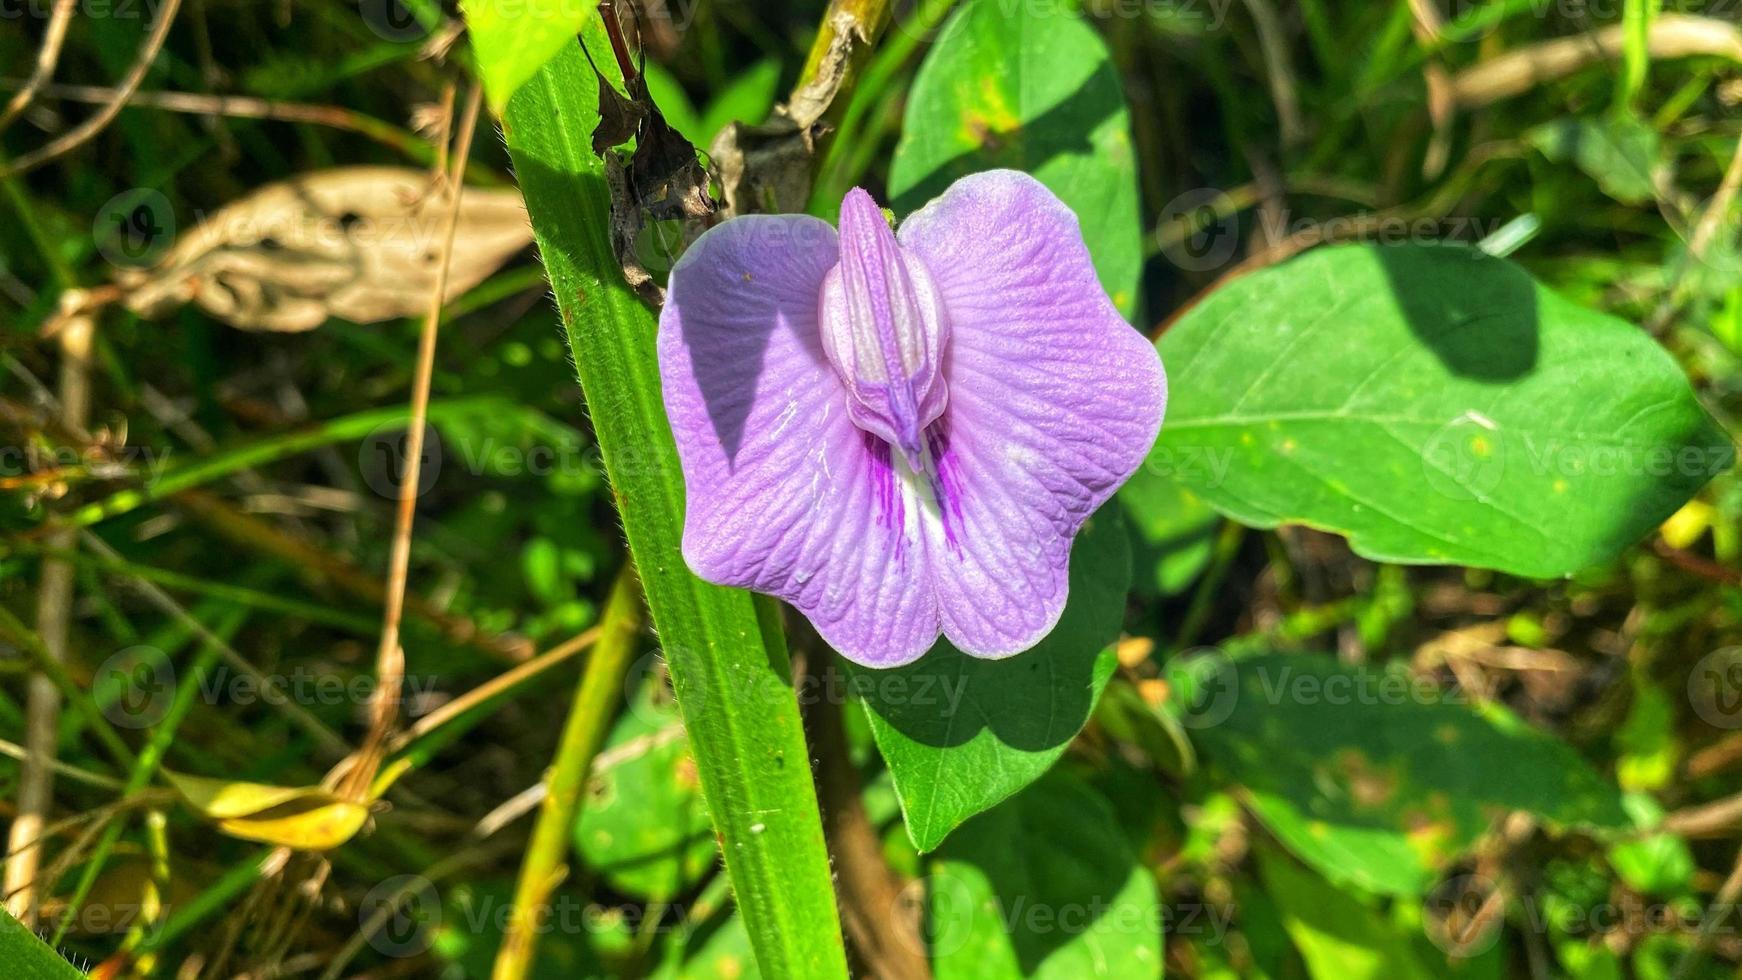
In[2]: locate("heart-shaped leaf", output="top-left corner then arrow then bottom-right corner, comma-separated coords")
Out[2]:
1155,243 -> 1731,577
888,0 -> 1142,318
926,773 -> 1161,978
852,511 -> 1130,852
1178,653 -> 1630,896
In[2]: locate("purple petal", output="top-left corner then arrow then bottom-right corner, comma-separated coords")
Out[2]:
658,215 -> 941,667
819,188 -> 950,472
899,170 -> 1167,657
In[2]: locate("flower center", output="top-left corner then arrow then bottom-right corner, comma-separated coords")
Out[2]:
819,188 -> 950,472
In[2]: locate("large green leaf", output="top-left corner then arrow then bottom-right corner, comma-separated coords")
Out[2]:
852,511 -> 1130,852
0,908 -> 84,979
888,0 -> 1141,318
1182,653 -> 1630,896
1254,847 -> 1434,980
463,0 -> 602,115
497,32 -> 847,979
1117,466 -> 1219,597
1156,244 -> 1731,578
573,701 -> 715,901
928,774 -> 1161,979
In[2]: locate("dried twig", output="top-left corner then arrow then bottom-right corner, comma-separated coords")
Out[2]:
4,314 -> 92,928
0,0 -> 77,133
1450,14 -> 1742,109
0,0 -> 185,178
0,80 -> 429,159
341,82 -> 485,801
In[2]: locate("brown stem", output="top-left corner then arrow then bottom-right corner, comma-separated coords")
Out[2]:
0,0 -> 77,133
805,643 -> 931,980
1,0 -> 184,178
3,313 -> 92,928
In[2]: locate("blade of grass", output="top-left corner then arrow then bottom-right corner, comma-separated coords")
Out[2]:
0,906 -> 83,979
493,29 -> 848,979
494,565 -> 641,979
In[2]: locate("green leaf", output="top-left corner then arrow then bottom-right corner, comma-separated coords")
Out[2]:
0,908 -> 84,979
1118,466 -> 1219,597
1156,244 -> 1731,578
697,59 -> 781,145
1527,116 -> 1660,205
1254,847 -> 1434,980
462,0 -> 602,115
852,511 -> 1130,852
498,33 -> 847,978
888,0 -> 1142,318
574,701 -> 715,901
1185,653 -> 1630,896
927,774 -> 1162,979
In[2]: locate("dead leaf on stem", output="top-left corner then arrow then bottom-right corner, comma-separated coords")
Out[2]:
118,166 -> 532,332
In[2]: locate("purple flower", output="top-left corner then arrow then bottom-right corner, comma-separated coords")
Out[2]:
657,170 -> 1166,668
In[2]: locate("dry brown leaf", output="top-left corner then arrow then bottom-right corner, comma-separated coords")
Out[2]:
119,166 -> 531,332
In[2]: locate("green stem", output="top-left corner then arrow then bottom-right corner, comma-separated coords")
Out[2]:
494,566 -> 641,980
49,396 -> 506,531
496,27 -> 849,978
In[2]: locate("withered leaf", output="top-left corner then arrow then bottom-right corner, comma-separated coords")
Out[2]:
119,166 -> 533,332
581,37 -> 714,222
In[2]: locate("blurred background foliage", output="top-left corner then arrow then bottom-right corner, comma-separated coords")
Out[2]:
1,0 -> 1741,977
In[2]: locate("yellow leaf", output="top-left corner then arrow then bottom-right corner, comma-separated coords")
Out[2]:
1660,499 -> 1713,549
164,770 -> 371,851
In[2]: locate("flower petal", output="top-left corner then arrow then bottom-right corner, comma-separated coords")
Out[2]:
658,215 -> 940,667
820,188 -> 950,471
898,170 -> 1167,657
